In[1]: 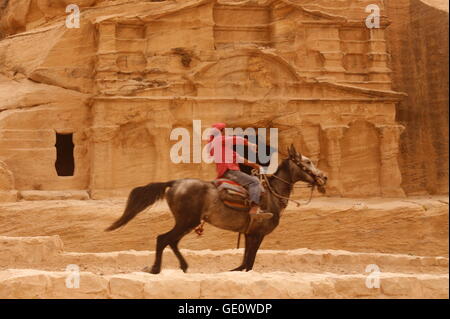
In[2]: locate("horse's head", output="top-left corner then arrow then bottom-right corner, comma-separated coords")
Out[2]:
286,144 -> 328,194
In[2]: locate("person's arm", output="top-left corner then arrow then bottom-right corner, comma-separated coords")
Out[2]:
241,158 -> 260,170
223,136 -> 248,145
223,136 -> 258,152
230,150 -> 257,168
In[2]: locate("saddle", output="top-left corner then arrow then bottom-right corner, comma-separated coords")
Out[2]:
213,179 -> 251,212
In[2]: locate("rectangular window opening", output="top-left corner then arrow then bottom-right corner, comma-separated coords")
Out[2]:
55,133 -> 75,177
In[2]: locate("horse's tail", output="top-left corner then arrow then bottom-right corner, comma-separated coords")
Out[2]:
105,181 -> 175,231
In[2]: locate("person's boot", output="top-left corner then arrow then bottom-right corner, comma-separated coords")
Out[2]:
249,205 -> 273,220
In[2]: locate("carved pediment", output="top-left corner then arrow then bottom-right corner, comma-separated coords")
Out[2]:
188,49 -> 405,101
189,49 -> 301,97
270,0 -> 348,24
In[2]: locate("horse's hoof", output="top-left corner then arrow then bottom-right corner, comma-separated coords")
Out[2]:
142,266 -> 151,273
142,266 -> 160,274
230,266 -> 245,272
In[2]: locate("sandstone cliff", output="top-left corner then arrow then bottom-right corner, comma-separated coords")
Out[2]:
0,0 -> 447,199
386,0 -> 449,195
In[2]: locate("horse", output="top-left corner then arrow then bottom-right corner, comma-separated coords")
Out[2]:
106,144 -> 327,274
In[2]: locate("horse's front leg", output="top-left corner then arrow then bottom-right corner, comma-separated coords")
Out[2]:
244,234 -> 264,271
230,233 -> 249,271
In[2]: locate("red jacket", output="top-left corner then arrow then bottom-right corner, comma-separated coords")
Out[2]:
209,135 -> 249,178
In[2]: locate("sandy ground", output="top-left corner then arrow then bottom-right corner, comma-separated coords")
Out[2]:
0,196 -> 448,298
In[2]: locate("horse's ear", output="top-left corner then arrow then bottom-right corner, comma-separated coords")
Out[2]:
294,145 -> 302,158
289,144 -> 302,159
288,144 -> 295,158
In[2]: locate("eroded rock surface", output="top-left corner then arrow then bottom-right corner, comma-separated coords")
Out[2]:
0,0 -> 426,199
386,0 -> 449,195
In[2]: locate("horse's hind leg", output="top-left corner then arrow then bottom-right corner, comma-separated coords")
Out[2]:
145,182 -> 206,274
167,222 -> 198,273
144,224 -> 191,274
143,230 -> 171,274
168,214 -> 202,273
169,239 -> 189,272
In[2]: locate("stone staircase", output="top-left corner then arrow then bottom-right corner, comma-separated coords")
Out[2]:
0,236 -> 448,299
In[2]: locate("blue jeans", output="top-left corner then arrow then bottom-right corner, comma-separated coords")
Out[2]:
223,170 -> 261,205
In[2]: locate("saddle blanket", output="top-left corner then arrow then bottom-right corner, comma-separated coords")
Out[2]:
213,179 -> 250,211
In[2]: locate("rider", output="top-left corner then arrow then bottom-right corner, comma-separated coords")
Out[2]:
208,123 -> 273,220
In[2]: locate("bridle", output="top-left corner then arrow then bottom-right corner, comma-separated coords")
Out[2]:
289,156 -> 324,186
255,157 -> 318,208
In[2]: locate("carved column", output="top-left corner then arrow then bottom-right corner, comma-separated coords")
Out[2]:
89,125 -> 119,199
96,22 -> 118,94
367,28 -> 391,87
322,126 -> 347,196
320,51 -> 346,81
316,27 -> 346,81
376,125 -> 406,197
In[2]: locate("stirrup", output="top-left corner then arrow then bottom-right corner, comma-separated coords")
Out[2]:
251,207 -> 273,220
194,220 -> 205,236
253,210 -> 273,220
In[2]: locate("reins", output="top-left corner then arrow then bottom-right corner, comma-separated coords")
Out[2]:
257,171 -> 315,208
236,165 -> 317,249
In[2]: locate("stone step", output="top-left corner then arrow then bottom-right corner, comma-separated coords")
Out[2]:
0,269 -> 447,299
58,248 -> 450,275
0,236 -> 64,264
18,191 -> 90,201
1,236 -> 447,275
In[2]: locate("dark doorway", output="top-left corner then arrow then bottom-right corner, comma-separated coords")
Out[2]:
55,133 -> 75,176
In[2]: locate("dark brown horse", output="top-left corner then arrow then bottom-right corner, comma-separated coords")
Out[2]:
106,145 -> 327,274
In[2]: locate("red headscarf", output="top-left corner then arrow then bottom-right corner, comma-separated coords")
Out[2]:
208,123 -> 226,142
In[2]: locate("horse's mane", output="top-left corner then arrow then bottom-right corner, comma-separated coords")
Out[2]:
270,158 -> 290,177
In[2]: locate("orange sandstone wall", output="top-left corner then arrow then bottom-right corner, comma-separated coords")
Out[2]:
386,0 -> 449,195
0,0 -> 447,199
